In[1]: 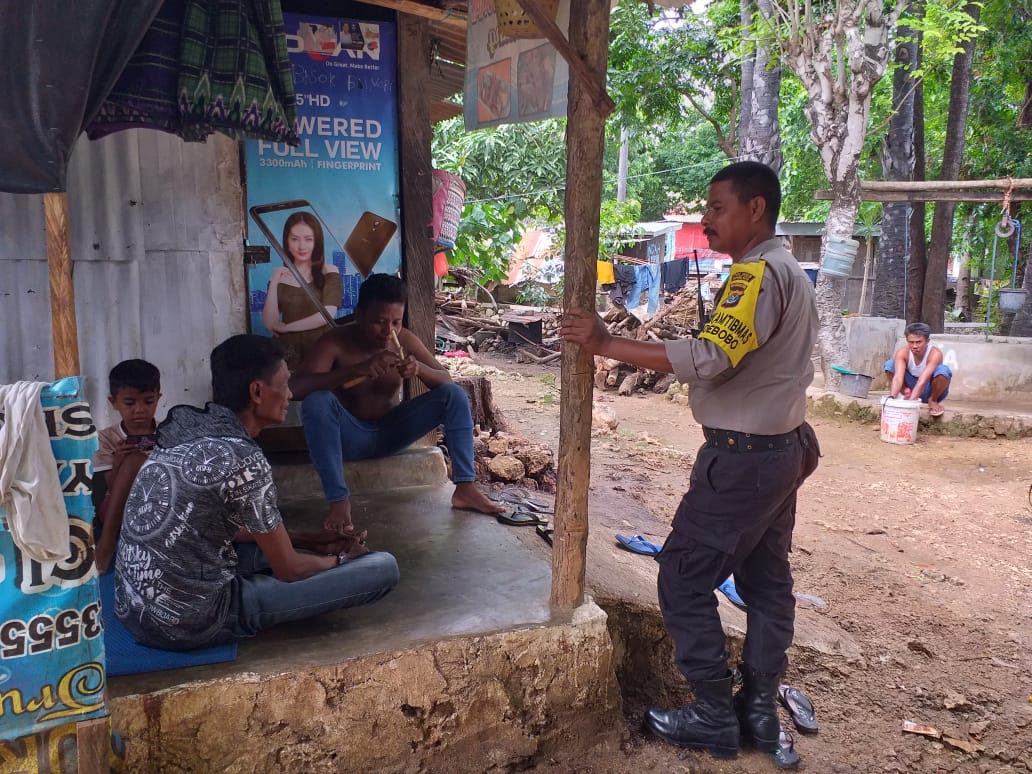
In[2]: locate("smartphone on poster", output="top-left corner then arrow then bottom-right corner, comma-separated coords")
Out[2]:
249,200 -> 397,279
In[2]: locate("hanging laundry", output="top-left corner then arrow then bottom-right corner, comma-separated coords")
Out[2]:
0,382 -> 70,562
662,257 -> 689,292
597,260 -> 615,285
613,264 -> 637,305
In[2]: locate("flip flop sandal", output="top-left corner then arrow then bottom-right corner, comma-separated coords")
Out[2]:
496,509 -> 548,527
717,577 -> 747,609
615,533 -> 663,556
492,491 -> 551,511
536,523 -> 554,546
778,685 -> 819,734
929,406 -> 945,417
771,727 -> 800,770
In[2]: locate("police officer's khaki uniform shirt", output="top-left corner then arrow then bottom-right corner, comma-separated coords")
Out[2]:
664,237 -> 818,435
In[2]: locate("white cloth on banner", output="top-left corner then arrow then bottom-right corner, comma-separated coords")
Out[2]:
0,381 -> 70,562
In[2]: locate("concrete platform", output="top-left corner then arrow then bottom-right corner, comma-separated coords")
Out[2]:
807,386 -> 1032,438
107,478 -> 624,772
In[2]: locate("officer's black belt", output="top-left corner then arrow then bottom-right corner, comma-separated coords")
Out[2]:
702,426 -> 799,453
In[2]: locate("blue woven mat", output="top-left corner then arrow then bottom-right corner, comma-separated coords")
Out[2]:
99,573 -> 238,677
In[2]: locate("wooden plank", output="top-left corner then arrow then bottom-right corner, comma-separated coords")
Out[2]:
514,0 -> 614,117
356,0 -> 466,28
815,189 -> 1032,202
860,178 -> 1032,191
551,0 -> 610,609
44,191 -> 80,378
75,717 -> 110,774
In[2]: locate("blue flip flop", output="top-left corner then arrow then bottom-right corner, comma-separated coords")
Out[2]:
615,534 -> 663,556
717,577 -> 747,608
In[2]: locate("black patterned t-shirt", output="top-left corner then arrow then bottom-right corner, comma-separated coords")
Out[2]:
113,403 -> 282,650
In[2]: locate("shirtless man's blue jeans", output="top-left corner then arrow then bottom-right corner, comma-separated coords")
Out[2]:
300,383 -> 476,503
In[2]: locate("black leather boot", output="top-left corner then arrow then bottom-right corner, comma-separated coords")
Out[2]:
734,663 -> 781,752
644,672 -> 740,759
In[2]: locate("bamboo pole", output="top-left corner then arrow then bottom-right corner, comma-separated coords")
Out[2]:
860,178 -> 1032,191
44,192 -> 80,378
551,0 -> 610,609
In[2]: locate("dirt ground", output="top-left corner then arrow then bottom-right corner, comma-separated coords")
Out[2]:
470,351 -> 1032,774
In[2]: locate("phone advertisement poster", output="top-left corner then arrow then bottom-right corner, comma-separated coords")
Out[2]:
464,0 -> 570,130
245,14 -> 400,352
0,378 -> 105,742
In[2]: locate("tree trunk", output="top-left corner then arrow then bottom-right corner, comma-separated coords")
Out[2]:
455,375 -> 508,435
738,0 -> 755,150
871,28 -> 917,319
956,262 -> 972,322
906,11 -> 927,322
921,2 -> 981,332
738,0 -> 782,172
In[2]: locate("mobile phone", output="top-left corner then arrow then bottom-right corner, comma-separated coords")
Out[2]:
344,211 -> 398,277
125,434 -> 157,451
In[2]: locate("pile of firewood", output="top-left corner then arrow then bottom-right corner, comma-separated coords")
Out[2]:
593,285 -> 705,394
435,284 -> 708,397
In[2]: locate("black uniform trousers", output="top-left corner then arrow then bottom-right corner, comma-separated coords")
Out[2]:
657,422 -> 820,682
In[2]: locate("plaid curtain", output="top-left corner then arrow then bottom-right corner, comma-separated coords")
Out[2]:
87,0 -> 298,145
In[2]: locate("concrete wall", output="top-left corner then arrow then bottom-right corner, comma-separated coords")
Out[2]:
844,317 -> 1032,400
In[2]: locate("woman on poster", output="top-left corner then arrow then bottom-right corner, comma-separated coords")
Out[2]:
262,212 -> 343,370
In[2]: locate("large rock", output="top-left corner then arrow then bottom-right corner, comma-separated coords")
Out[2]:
514,445 -> 552,476
487,436 -> 511,456
488,454 -> 525,482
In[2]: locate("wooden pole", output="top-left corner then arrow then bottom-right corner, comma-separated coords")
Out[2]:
551,0 -> 610,609
44,191 -> 80,378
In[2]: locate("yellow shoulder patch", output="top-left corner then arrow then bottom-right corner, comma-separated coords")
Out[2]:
699,260 -> 765,367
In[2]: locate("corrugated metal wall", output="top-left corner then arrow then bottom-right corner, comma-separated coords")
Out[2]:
0,130 -> 247,429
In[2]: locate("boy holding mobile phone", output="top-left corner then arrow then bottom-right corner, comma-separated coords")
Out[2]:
93,359 -> 162,573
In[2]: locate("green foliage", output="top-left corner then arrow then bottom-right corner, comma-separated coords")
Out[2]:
447,201 -> 523,284
608,0 -> 740,148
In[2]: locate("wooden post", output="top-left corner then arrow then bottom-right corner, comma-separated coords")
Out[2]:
551,0 -> 610,608
396,13 -> 436,429
397,13 -> 435,356
44,191 -> 80,378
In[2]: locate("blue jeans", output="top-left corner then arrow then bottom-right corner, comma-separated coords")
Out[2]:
301,382 -> 476,502
883,359 -> 953,402
231,543 -> 399,637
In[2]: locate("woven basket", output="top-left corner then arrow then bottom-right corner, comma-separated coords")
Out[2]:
495,0 -> 559,40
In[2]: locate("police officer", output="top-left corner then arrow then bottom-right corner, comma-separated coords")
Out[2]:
560,161 -> 820,761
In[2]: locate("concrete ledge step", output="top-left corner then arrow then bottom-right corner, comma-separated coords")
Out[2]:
271,445 -> 449,500
109,599 -> 624,772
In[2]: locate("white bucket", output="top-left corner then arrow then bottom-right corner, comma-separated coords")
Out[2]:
880,397 -> 921,445
821,236 -> 859,278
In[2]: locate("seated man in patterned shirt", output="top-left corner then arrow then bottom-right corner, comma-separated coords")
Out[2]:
114,334 -> 399,651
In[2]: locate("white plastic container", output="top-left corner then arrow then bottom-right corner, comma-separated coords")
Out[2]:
880,397 -> 922,445
821,237 -> 859,278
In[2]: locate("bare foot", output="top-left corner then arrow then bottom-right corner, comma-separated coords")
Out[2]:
452,482 -> 507,514
324,498 -> 354,533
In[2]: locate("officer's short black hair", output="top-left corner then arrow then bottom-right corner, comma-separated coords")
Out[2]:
711,161 -> 782,230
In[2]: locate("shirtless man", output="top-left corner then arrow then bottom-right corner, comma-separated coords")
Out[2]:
290,274 -> 504,533
884,321 -> 953,417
